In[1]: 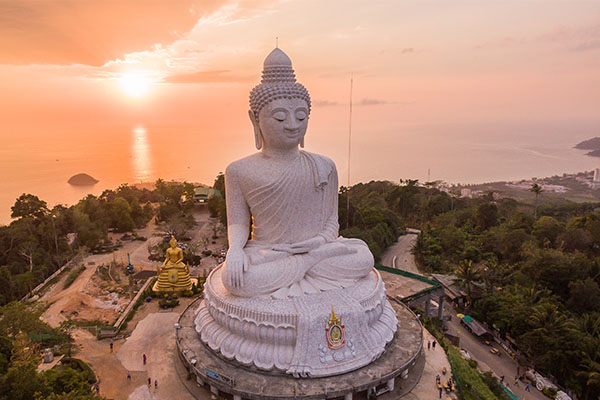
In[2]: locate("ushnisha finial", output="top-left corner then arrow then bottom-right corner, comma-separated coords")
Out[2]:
249,48 -> 311,122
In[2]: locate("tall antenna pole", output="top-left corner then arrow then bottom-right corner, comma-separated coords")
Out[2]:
346,74 -> 353,230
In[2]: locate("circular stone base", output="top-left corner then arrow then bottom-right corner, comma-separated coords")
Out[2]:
176,297 -> 423,399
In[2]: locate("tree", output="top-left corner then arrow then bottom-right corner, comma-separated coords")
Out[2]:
521,303 -> 579,379
532,216 -> 564,247
567,278 -> 600,314
476,202 -> 498,231
529,183 -> 543,219
453,260 -> 481,305
10,194 -> 48,220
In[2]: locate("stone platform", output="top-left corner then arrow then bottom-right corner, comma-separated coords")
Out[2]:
176,297 -> 423,399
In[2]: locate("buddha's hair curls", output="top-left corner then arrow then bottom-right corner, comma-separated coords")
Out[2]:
249,48 -> 311,121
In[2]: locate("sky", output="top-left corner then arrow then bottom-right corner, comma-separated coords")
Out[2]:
0,0 -> 599,190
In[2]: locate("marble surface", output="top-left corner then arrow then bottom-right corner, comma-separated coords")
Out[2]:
184,297 -> 422,398
195,47 -> 398,377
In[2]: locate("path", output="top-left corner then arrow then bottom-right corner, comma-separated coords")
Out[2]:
444,307 -> 545,400
402,330 -> 455,400
380,234 -> 419,273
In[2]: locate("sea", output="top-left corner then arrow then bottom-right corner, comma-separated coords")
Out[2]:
1,119 -> 598,225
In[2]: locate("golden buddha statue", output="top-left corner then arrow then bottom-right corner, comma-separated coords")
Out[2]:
156,236 -> 192,292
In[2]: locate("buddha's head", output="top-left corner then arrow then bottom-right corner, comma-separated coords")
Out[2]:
249,48 -> 311,150
169,236 -> 177,249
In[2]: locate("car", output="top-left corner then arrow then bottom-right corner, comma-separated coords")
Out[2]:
490,347 -> 501,356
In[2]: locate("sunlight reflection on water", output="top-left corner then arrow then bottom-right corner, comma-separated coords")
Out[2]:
132,125 -> 153,182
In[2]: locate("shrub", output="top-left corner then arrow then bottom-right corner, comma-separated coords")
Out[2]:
59,357 -> 97,383
158,297 -> 180,309
63,266 -> 86,289
542,387 -> 557,399
447,347 -> 498,400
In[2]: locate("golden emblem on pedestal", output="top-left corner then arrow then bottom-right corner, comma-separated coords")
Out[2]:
326,306 -> 345,350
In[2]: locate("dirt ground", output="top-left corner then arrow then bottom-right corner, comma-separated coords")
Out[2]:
35,207 -> 226,399
73,297 -> 202,400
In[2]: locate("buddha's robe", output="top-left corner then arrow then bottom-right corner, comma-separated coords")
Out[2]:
222,151 -> 373,298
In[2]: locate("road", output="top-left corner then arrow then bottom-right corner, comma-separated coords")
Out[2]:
380,234 -> 419,273
387,232 -> 546,400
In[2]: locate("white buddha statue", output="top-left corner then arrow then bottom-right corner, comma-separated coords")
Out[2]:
221,48 -> 373,299
195,48 -> 397,378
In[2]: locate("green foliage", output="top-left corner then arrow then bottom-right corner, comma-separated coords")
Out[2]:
158,294 -> 180,309
408,190 -> 600,399
0,305 -> 95,400
447,346 -> 499,400
63,266 -> 86,289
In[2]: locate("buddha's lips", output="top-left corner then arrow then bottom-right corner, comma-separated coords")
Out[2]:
284,130 -> 300,138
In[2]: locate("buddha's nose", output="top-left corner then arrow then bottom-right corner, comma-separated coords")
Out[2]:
284,118 -> 300,131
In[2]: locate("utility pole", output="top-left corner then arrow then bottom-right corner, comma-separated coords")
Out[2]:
346,74 -> 353,230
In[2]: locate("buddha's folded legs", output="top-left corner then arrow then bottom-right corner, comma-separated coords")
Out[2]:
222,239 -> 373,298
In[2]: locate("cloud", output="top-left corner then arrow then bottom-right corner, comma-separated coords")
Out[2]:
0,0 -> 223,66
313,100 -> 341,107
401,48 -> 415,54
314,98 -> 411,107
536,21 -> 600,52
357,98 -> 392,106
164,69 -> 253,83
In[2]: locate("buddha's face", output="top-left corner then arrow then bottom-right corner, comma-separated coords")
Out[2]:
257,98 -> 308,151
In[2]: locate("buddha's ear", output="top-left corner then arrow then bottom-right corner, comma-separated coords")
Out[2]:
248,110 -> 262,150
300,136 -> 305,148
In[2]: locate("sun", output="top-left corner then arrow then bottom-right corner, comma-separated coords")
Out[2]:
118,72 -> 153,99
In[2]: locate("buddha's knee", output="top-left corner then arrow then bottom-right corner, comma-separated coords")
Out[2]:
354,243 -> 375,269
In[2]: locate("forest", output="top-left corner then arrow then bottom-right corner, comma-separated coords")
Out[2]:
2,176 -> 600,398
339,179 -> 600,400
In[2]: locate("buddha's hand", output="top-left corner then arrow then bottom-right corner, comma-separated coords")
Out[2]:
226,248 -> 249,288
272,236 -> 326,254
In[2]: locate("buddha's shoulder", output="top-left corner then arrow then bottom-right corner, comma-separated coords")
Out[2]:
302,151 -> 337,170
225,153 -> 264,177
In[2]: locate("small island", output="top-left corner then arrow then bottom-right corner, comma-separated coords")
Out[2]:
575,137 -> 600,157
68,173 -> 99,186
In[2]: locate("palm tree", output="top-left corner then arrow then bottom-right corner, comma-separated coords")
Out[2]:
530,183 -> 543,219
453,260 -> 481,306
522,303 -> 578,377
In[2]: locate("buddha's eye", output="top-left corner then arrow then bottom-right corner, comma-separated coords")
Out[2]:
296,111 -> 307,121
273,111 -> 286,121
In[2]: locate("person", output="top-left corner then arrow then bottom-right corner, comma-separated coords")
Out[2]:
148,377 -> 151,386
143,354 -> 147,365
436,373 -> 440,384
154,379 -> 158,389
500,375 -> 504,383
95,384 -> 100,394
428,341 -> 431,350
515,376 -> 519,386
432,340 -> 436,349
221,48 -> 374,299
127,371 -> 131,380
526,382 -> 530,392
439,386 -> 443,398
109,342 -> 113,352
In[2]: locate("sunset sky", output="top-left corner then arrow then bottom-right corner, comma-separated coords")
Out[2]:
0,0 -> 599,197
